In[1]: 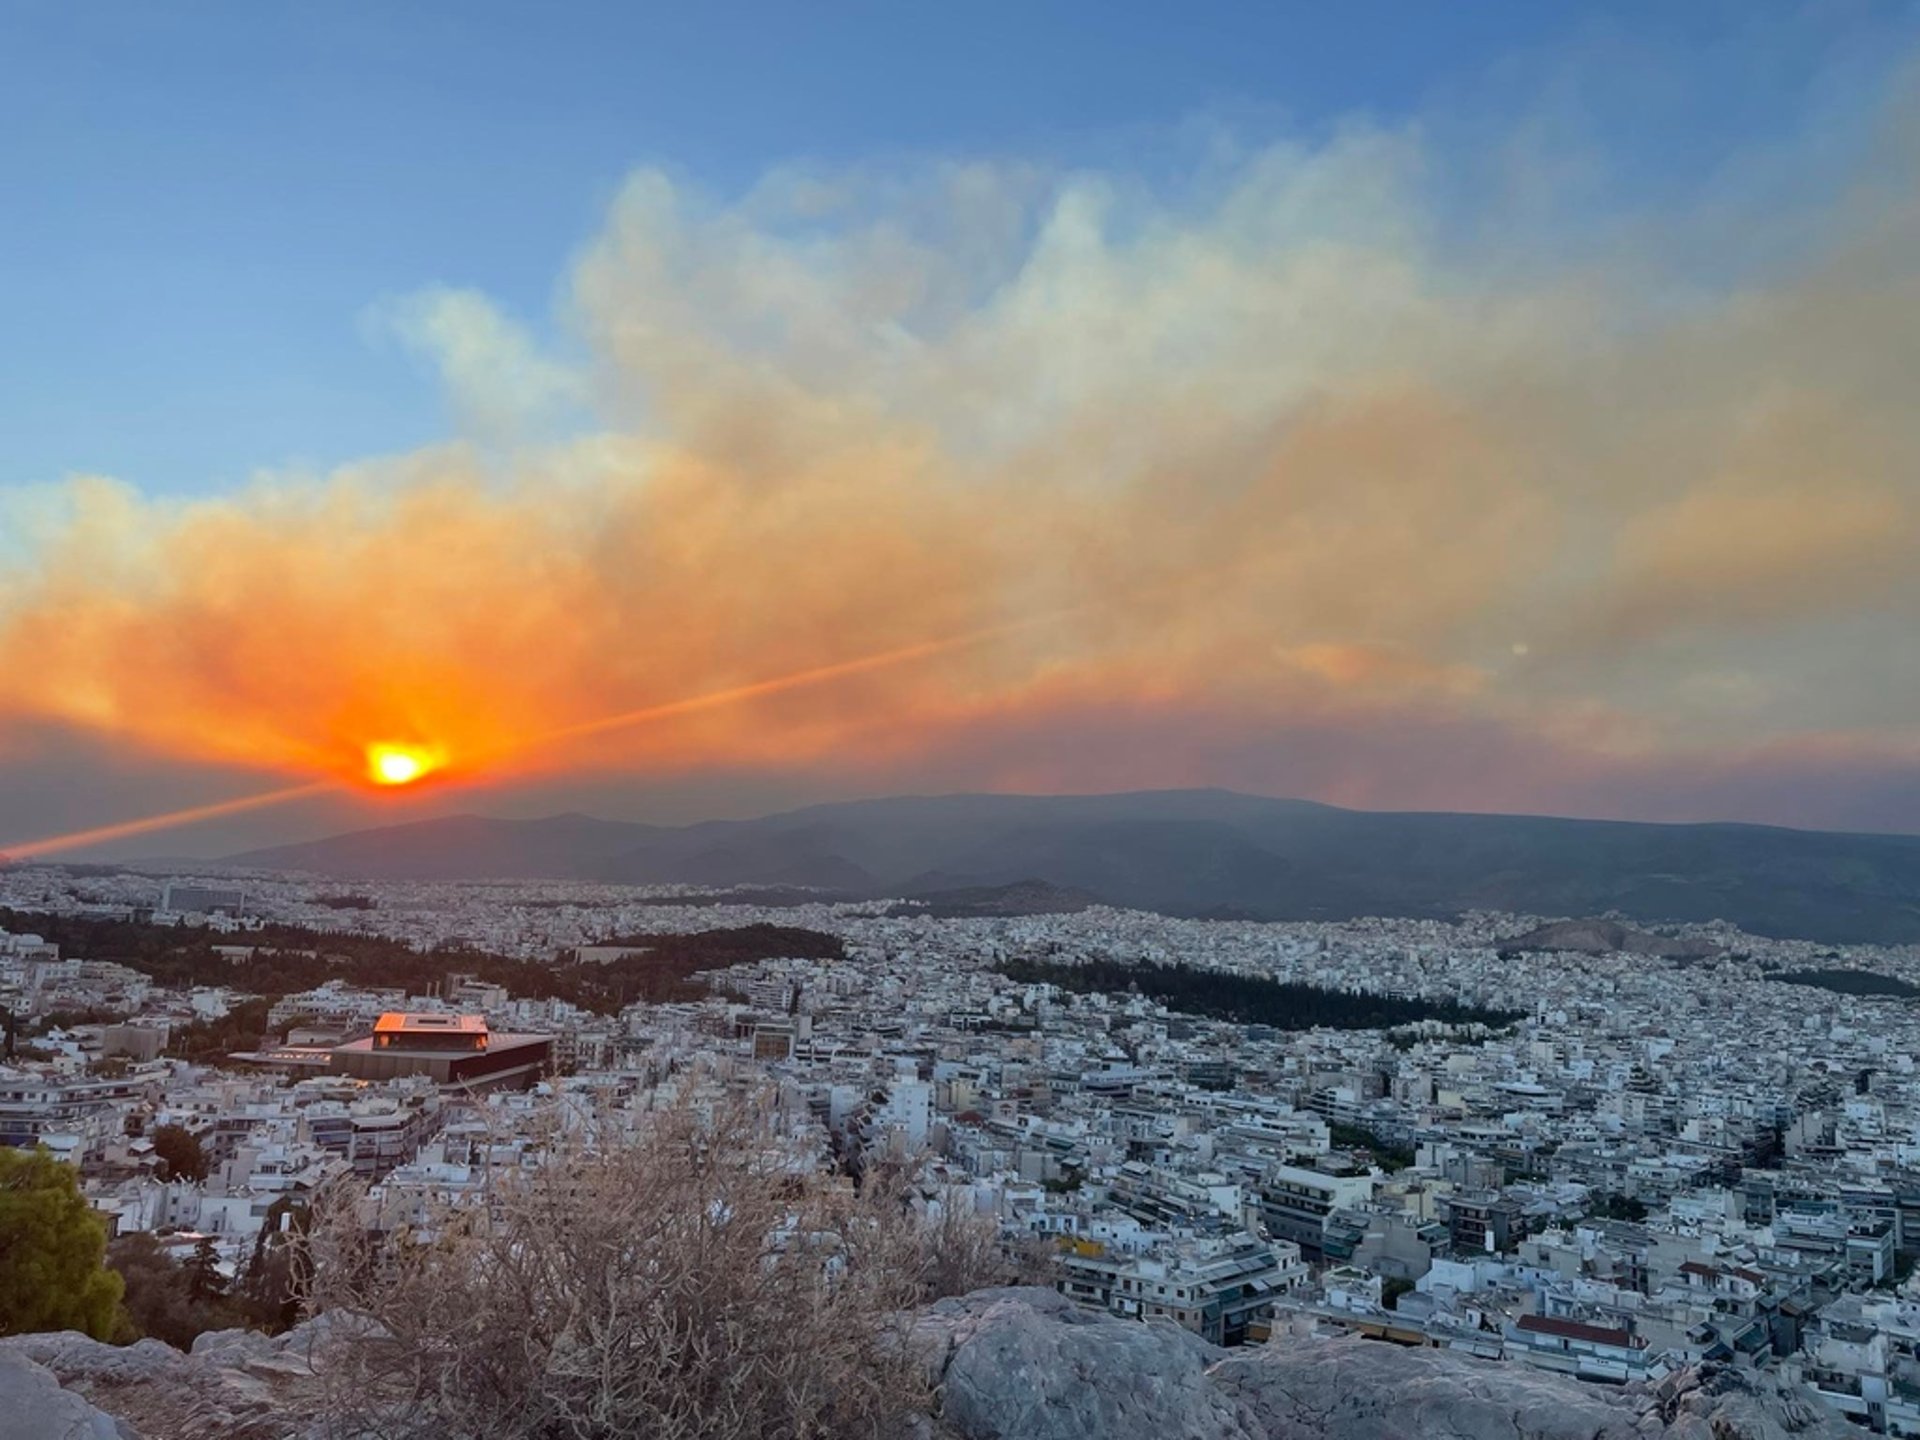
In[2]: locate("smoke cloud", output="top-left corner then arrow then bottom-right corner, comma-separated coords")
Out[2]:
6,58 -> 1920,837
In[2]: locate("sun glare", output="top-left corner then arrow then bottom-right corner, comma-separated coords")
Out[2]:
367,743 -> 436,787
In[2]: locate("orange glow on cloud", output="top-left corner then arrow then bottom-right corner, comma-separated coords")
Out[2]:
0,629 -> 1063,857
4,104 -> 1920,830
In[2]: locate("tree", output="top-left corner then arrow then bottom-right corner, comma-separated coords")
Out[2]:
239,1195 -> 310,1333
168,998 -> 274,1066
995,956 -> 1523,1032
1328,1122 -> 1416,1173
1590,1192 -> 1649,1223
0,1147 -> 125,1340
110,1233 -> 201,1348
150,1123 -> 209,1182
186,1235 -> 225,1302
110,1232 -> 243,1348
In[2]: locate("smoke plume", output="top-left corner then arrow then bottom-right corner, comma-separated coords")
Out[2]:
6,59 -> 1920,832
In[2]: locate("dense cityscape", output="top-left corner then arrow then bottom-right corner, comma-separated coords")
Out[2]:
7,859 -> 1920,1432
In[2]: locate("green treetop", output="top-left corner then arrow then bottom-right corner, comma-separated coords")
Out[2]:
0,1147 -> 125,1340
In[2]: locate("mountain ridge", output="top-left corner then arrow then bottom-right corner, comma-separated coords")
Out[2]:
219,789 -> 1920,944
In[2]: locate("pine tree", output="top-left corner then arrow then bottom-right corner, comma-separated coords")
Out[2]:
0,1147 -> 125,1339
186,1235 -> 225,1303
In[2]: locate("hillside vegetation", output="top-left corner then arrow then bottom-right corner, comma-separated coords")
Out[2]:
995,956 -> 1521,1031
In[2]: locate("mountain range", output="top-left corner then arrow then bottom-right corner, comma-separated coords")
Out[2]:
222,789 -> 1920,945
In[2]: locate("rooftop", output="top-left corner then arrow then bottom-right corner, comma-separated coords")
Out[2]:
1516,1314 -> 1639,1349
373,1013 -> 488,1035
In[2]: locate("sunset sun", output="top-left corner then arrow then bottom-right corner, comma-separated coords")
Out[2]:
367,744 -> 436,787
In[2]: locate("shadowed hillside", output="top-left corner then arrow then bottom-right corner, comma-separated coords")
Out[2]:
224,790 -> 1920,944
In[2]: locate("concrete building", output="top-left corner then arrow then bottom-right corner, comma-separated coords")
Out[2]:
101,1023 -> 168,1062
1442,1190 -> 1530,1255
1254,1161 -> 1376,1261
330,1013 -> 551,1092
0,1072 -> 156,1155
1059,1236 -> 1307,1346
1505,1312 -> 1668,1383
305,1093 -> 444,1179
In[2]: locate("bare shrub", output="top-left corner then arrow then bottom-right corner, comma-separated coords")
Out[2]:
303,1091 -> 1014,1440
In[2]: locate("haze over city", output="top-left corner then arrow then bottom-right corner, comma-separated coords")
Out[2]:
6,2 -> 1920,853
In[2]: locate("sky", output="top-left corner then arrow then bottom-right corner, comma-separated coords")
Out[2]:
5,1 -> 1920,857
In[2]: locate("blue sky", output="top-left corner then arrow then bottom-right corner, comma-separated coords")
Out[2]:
6,1 -> 1910,500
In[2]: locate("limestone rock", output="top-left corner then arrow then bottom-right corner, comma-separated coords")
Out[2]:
916,1287 -> 1257,1440
0,1333 -> 189,1387
188,1328 -> 277,1365
1215,1333 -> 1639,1439
0,1289 -> 1867,1440
1632,1364 -> 1854,1440
0,1322 -> 325,1440
0,1350 -> 137,1440
916,1290 -> 1855,1440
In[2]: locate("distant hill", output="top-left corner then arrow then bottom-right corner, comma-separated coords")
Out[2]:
884,879 -> 1102,919
1497,918 -> 1723,959
226,811 -> 662,882
222,789 -> 1920,944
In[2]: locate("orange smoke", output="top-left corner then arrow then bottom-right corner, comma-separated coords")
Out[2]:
0,452 -> 1046,789
5,120 -> 1920,809
0,626 -> 1068,858
531,611 -> 1078,748
0,389 -> 1534,798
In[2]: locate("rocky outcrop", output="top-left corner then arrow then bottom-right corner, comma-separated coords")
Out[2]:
914,1289 -> 1853,1440
1637,1363 -> 1853,1440
0,1350 -> 134,1440
0,1320 -> 330,1440
917,1287 -> 1258,1439
0,1290 -> 1858,1440
1212,1331 -> 1640,1439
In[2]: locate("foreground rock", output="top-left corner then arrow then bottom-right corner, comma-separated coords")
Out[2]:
0,1320 -> 330,1440
915,1289 -> 1851,1440
1,1289 -> 1855,1440
0,1350 -> 132,1440
918,1288 -> 1256,1439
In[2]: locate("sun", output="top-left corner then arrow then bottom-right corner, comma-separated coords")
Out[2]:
366,743 -> 439,787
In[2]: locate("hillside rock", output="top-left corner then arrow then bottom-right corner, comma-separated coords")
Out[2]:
1213,1332 -> 1637,1438
0,1331 -> 191,1386
1,1291 -> 1857,1440
917,1287 -> 1257,1440
1640,1363 -> 1850,1439
915,1289 -> 1853,1440
0,1351 -> 135,1440
0,1320 -> 329,1440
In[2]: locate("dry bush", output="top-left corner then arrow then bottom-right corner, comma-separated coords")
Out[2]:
303,1092 -> 1020,1440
